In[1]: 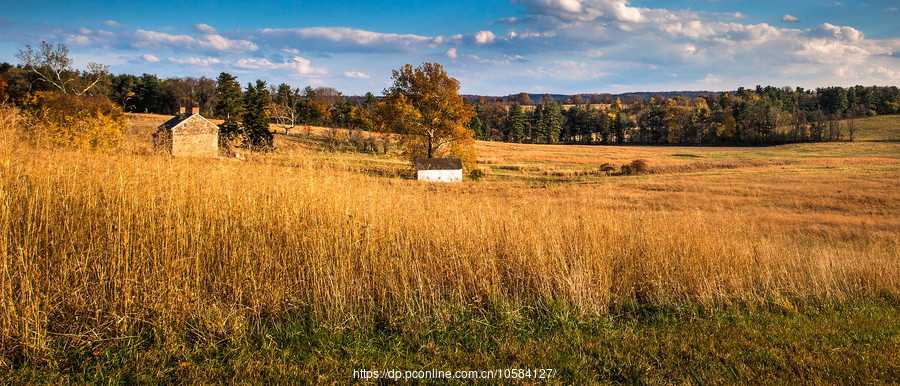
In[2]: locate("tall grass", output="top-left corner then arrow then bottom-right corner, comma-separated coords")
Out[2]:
0,110 -> 897,361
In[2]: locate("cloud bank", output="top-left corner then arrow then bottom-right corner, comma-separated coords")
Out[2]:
18,0 -> 900,94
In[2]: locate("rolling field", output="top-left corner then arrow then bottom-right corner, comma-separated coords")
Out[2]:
1,112 -> 898,382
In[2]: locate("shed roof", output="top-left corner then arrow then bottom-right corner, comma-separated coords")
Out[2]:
415,158 -> 462,170
157,113 -> 219,134
159,113 -> 192,130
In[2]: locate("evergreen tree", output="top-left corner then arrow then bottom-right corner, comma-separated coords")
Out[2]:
133,73 -> 164,114
507,103 -> 526,143
469,106 -> 485,139
544,102 -> 563,144
531,104 -> 547,143
215,72 -> 243,139
242,79 -> 273,150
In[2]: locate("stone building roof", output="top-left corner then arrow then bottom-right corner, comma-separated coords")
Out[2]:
415,158 -> 463,170
157,113 -> 219,135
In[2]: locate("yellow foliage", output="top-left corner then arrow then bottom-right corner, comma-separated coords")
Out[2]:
376,63 -> 477,169
19,91 -> 125,151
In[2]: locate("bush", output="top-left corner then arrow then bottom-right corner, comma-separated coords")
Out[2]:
619,159 -> 650,175
468,168 -> 485,181
599,163 -> 617,175
630,159 -> 649,173
20,91 -> 125,151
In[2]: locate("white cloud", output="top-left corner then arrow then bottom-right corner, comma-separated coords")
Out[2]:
65,34 -> 91,45
194,23 -> 218,34
343,71 -> 370,79
494,0 -> 900,87
167,56 -> 221,66
446,48 -> 458,59
141,54 -> 160,62
513,0 -> 645,25
805,23 -> 863,41
133,29 -> 258,53
474,30 -> 496,44
781,15 -> 800,22
233,56 -> 327,76
102,20 -> 123,27
254,27 -> 432,53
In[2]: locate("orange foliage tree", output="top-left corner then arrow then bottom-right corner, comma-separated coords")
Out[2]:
376,63 -> 476,169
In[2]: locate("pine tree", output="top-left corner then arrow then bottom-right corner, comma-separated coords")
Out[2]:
242,79 -> 273,150
531,104 -> 547,143
543,102 -> 563,144
214,72 -> 243,139
507,103 -> 526,143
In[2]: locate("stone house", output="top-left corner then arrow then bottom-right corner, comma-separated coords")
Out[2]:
415,158 -> 463,182
153,107 -> 219,157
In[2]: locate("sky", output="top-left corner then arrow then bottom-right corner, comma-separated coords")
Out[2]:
1,0 -> 898,95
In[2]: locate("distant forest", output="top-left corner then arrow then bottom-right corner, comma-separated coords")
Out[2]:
471,87 -> 900,145
2,61 -> 898,146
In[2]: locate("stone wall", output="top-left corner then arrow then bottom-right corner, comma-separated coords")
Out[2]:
170,116 -> 219,157
172,133 -> 218,157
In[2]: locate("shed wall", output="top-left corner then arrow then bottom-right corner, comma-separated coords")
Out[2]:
172,133 -> 218,157
416,169 -> 463,182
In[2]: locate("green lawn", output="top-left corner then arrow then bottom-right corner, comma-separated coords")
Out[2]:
5,302 -> 898,383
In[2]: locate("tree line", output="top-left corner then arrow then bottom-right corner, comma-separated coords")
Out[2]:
469,85 -> 899,145
3,42 -> 898,149
1,43 -> 471,163
1,57 -> 379,133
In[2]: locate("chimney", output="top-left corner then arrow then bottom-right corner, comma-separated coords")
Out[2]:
179,107 -> 186,114
191,107 -> 200,115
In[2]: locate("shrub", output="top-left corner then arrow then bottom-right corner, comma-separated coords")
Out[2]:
468,168 -> 485,181
599,163 -> 617,175
620,159 -> 650,175
630,159 -> 650,174
20,91 -> 124,151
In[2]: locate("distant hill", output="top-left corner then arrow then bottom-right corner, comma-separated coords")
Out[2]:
463,91 -> 725,104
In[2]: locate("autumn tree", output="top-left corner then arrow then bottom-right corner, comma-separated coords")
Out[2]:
516,92 -> 532,105
376,63 -> 476,168
20,91 -> 124,151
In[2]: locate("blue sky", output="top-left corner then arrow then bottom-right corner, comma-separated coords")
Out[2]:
1,0 -> 898,95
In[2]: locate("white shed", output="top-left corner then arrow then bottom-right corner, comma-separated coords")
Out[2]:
415,158 -> 463,182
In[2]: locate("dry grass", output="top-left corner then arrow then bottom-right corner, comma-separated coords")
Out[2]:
1,111 -> 898,364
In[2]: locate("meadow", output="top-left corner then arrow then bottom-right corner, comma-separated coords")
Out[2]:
1,110 -> 898,382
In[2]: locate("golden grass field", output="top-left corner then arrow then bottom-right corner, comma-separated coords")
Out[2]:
1,110 -> 898,371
